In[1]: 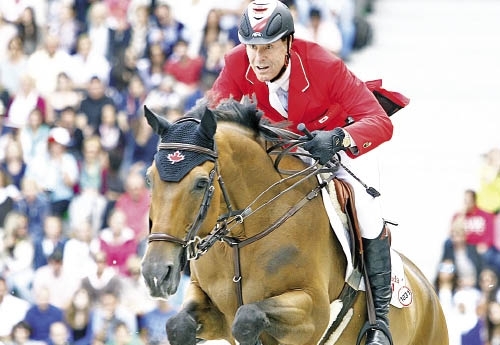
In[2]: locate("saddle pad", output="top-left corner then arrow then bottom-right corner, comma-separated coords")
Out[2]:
320,185 -> 413,308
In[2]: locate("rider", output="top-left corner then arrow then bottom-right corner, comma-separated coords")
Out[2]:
208,1 -> 394,344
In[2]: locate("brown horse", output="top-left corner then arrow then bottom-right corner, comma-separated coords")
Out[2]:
141,98 -> 448,345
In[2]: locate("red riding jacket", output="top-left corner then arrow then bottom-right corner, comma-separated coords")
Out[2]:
209,39 -> 393,157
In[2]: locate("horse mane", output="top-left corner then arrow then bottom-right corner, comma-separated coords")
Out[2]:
184,96 -> 301,143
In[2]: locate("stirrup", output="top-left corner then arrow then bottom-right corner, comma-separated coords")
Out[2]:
355,320 -> 393,345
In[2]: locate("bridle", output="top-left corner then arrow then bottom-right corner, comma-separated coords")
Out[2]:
147,122 -> 331,306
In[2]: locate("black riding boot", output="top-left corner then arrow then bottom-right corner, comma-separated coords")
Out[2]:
362,230 -> 393,345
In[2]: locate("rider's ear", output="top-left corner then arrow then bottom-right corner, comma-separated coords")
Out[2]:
144,105 -> 171,136
198,107 -> 217,140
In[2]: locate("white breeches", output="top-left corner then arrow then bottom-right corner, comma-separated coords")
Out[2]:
334,150 -> 384,239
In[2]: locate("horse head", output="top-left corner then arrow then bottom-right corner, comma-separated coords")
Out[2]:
142,105 -> 221,298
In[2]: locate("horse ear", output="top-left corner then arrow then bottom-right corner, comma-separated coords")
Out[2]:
144,105 -> 171,136
198,107 -> 217,139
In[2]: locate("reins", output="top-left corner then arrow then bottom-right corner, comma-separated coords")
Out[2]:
147,131 -> 331,306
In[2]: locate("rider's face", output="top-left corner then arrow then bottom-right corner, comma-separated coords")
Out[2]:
246,39 -> 288,82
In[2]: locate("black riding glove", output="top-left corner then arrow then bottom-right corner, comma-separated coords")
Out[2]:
302,127 -> 347,164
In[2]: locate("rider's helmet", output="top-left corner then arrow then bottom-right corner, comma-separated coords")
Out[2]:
238,0 -> 295,45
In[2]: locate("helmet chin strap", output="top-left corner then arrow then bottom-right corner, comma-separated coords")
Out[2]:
270,35 -> 292,83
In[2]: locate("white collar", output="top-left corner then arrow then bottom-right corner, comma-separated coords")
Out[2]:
266,62 -> 291,93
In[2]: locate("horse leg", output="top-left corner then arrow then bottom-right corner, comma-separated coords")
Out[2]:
232,290 -> 328,345
166,309 -> 197,345
166,285 -> 232,345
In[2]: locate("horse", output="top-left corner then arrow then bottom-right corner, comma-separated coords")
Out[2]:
141,98 -> 448,345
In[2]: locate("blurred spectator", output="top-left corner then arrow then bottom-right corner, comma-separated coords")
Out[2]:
433,259 -> 460,344
16,7 -> 41,56
0,277 -> 30,341
4,320 -> 46,345
78,77 -> 115,137
64,288 -> 94,345
97,104 -> 126,173
486,300 -> 500,345
441,213 -> 484,286
329,0 -> 356,60
108,17 -> 132,66
13,178 -> 50,242
139,299 -> 177,345
0,36 -> 29,96
108,320 -> 144,345
163,39 -> 204,100
90,292 -> 137,344
460,189 -> 500,273
126,114 -> 157,176
142,75 -> 183,117
148,3 -> 187,59
69,34 -> 111,91
0,169 -> 19,227
114,171 -> 149,239
120,255 -> 156,325
6,73 -> 46,129
26,34 -> 73,97
62,220 -> 100,281
0,102 -> 15,162
196,8 -> 239,60
109,47 -> 140,108
97,209 -> 137,276
32,215 -> 67,270
68,135 -> 108,233
80,251 -> 121,307
477,267 -> 499,320
0,13 -> 18,63
104,0 -> 131,32
19,108 -> 50,165
47,2 -> 80,55
55,106 -> 84,160
47,321 -> 72,345
298,7 -> 342,56
137,43 -> 166,92
84,2 -> 112,61
25,127 -> 79,217
2,139 -> 27,189
1,211 -> 34,302
118,74 -> 147,133
23,286 -> 65,343
477,147 -> 500,215
128,5 -> 150,60
31,249 -> 80,310
46,73 -> 83,125
453,280 -> 484,345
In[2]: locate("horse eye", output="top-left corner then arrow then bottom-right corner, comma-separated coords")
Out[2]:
195,179 -> 209,190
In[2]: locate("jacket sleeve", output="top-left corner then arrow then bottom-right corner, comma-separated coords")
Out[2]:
327,59 -> 393,156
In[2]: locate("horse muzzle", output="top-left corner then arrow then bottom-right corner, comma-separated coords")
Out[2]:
142,258 -> 182,298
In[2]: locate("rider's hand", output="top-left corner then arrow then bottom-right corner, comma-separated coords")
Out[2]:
302,127 -> 348,164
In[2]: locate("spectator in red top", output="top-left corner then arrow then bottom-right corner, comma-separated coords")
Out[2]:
452,189 -> 500,273
98,208 -> 137,276
455,189 -> 496,252
163,39 -> 204,99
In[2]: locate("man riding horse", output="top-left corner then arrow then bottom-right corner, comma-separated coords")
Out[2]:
208,1 -> 395,344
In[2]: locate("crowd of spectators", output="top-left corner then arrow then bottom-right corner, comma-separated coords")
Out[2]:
0,0 -> 374,344
434,147 -> 500,345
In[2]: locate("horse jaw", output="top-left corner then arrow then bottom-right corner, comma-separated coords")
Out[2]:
142,248 -> 184,299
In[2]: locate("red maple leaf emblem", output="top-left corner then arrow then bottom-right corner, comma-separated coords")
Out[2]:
167,151 -> 185,164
